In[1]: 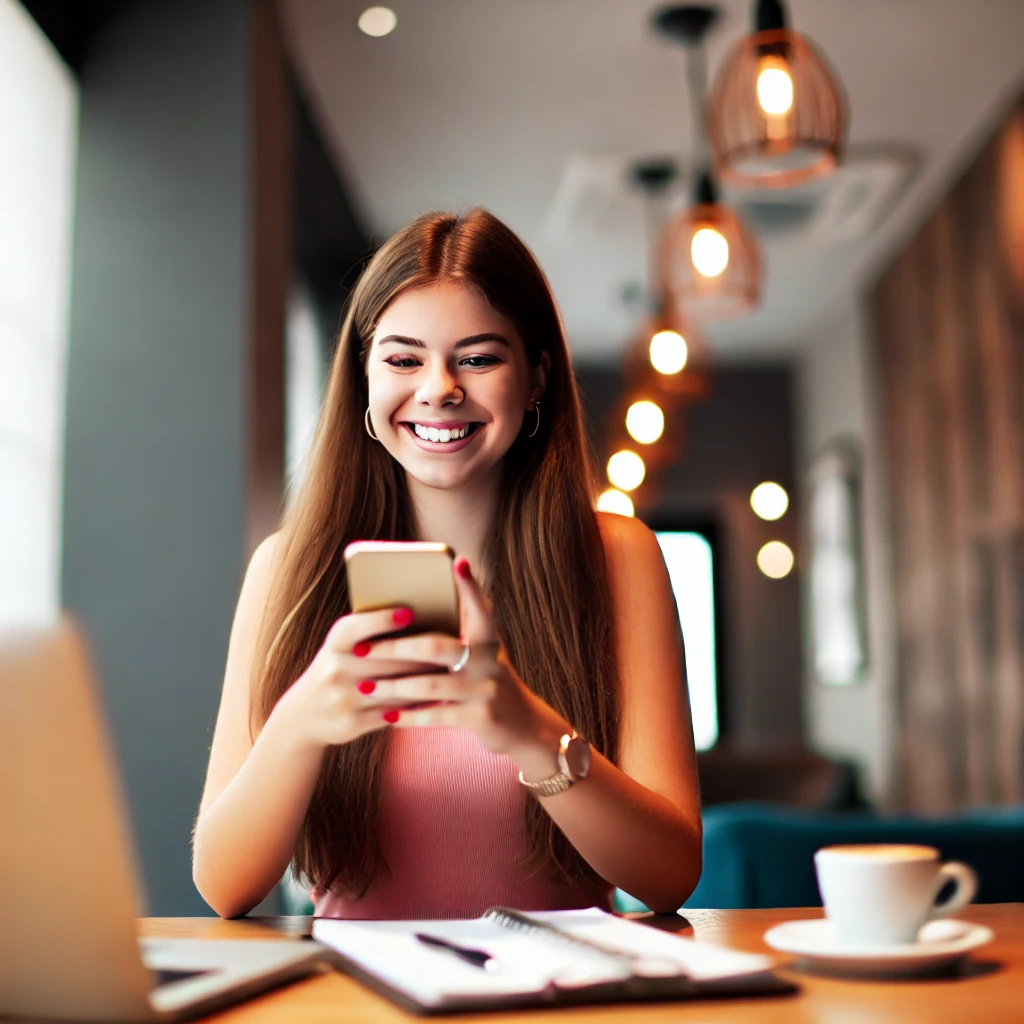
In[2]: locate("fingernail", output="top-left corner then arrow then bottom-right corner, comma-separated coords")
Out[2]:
393,607 -> 415,627
382,708 -> 400,724
455,557 -> 472,579
357,679 -> 376,695
353,641 -> 372,658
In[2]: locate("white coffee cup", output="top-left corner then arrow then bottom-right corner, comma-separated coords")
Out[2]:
814,844 -> 978,947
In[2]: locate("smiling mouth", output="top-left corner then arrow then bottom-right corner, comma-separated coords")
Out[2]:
403,422 -> 483,444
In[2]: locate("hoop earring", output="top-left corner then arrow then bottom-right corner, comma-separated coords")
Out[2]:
526,402 -> 540,438
364,407 -> 379,442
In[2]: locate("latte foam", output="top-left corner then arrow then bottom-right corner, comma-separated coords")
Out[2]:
817,844 -> 937,862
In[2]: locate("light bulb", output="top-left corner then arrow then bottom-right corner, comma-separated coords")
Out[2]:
757,540 -> 794,579
649,330 -> 688,375
358,6 -> 397,36
597,488 -> 635,517
607,450 -> 646,492
750,481 -> 789,521
625,401 -> 665,445
756,56 -> 794,116
691,226 -> 730,278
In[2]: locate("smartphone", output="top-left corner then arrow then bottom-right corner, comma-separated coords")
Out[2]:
344,541 -> 460,637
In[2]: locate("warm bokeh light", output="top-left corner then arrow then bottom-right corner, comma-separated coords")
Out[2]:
596,488 -> 635,517
750,481 -> 789,521
358,6 -> 397,36
756,58 -> 794,116
625,400 -> 665,445
607,450 -> 646,492
649,329 -> 689,375
691,226 -> 730,278
757,540 -> 794,579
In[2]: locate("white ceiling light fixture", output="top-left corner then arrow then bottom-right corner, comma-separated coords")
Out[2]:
358,6 -> 397,38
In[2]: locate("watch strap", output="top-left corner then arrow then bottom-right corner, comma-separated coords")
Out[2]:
517,731 -> 584,798
517,769 -> 574,798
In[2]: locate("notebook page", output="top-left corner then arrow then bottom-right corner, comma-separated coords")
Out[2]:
312,916 -> 632,1009
527,909 -> 775,981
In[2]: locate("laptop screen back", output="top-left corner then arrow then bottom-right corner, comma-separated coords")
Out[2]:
0,620 -> 155,1020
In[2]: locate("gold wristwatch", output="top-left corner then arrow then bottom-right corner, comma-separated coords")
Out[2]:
518,731 -> 591,797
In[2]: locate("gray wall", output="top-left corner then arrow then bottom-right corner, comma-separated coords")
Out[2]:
796,296 -> 897,803
63,0 -> 249,916
575,364 -> 803,749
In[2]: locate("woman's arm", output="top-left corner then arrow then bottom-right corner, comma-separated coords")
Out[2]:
192,536 -> 444,918
191,535 -> 324,918
507,513 -> 703,912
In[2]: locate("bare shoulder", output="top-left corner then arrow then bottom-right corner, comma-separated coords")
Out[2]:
596,511 -> 664,575
596,511 -> 675,639
248,531 -> 282,580
228,532 -> 284,665
239,532 -> 286,609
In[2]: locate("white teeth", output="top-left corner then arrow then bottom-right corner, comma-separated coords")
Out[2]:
412,423 -> 472,443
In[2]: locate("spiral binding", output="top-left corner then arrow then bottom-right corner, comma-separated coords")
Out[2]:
482,907 -> 638,971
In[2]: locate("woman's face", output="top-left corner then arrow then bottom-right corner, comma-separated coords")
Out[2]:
366,281 -> 547,492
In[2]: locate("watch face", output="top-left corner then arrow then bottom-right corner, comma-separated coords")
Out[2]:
564,735 -> 591,781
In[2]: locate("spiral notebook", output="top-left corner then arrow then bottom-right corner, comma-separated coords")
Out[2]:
311,907 -> 794,1014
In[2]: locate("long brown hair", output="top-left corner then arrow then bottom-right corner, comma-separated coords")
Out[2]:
250,209 -> 619,896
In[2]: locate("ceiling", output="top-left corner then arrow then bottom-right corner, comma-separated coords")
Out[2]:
280,0 -> 1024,362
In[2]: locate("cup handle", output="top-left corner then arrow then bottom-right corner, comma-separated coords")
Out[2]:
928,861 -> 978,919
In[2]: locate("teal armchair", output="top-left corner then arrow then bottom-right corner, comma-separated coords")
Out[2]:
683,803 -> 1024,909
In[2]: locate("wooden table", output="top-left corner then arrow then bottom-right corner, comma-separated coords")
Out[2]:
140,905 -> 1024,1023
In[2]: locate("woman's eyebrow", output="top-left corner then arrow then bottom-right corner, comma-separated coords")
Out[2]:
378,334 -> 425,348
377,333 -> 510,349
454,333 -> 509,349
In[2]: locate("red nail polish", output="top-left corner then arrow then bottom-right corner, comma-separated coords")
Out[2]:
382,708 -> 400,724
353,641 -> 372,658
393,607 -> 415,628
455,557 -> 472,579
357,680 -> 376,695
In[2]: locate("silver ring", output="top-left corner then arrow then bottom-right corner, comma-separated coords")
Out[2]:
452,645 -> 471,673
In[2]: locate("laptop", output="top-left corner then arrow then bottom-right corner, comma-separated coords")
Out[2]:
0,619 -> 336,1021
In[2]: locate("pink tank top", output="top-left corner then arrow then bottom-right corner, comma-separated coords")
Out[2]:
313,726 -> 613,919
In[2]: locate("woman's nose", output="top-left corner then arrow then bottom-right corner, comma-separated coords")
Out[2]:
415,363 -> 463,407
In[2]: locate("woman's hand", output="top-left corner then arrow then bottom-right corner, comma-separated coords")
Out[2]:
357,557 -> 551,754
268,606 -> 439,752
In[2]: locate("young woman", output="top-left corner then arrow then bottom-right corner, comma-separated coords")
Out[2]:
192,209 -> 702,920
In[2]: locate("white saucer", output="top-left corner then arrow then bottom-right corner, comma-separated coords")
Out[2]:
763,918 -> 994,978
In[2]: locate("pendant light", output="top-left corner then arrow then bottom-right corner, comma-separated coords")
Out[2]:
628,159 -> 711,396
652,5 -> 762,321
707,0 -> 846,188
659,169 -> 761,321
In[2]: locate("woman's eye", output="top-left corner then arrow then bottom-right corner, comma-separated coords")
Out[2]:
460,355 -> 501,368
385,356 -> 421,368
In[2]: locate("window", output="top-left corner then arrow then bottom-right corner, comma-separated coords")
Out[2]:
0,0 -> 79,627
654,530 -> 719,750
285,278 -> 326,497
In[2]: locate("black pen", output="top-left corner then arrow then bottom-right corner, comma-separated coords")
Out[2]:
414,932 -> 499,972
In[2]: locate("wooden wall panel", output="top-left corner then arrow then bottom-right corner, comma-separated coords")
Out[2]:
871,96 -> 1024,811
